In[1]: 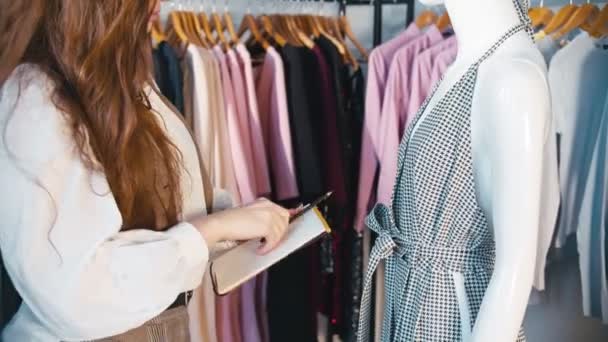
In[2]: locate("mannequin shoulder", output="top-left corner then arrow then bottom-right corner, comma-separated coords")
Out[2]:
474,55 -> 551,139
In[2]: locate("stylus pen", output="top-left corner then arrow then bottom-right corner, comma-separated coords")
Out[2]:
289,191 -> 333,223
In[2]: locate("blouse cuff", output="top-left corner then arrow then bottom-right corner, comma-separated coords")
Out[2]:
167,222 -> 209,288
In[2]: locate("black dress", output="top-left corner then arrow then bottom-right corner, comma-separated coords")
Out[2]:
267,44 -> 325,342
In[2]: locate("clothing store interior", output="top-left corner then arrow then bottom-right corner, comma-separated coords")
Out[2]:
0,0 -> 607,341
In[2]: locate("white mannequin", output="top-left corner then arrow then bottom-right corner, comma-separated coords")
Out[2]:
413,0 -> 551,341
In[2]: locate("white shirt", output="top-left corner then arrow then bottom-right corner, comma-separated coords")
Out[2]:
549,32 -> 608,322
0,65 -> 210,341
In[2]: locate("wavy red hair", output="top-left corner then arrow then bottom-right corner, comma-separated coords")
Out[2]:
1,0 -> 183,231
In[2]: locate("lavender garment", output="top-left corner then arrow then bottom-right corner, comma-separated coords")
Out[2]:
226,48 -> 268,342
354,23 -> 421,231
375,25 -> 444,206
212,46 -> 245,342
254,46 -> 300,201
235,44 -> 274,342
429,44 -> 458,94
406,36 -> 458,121
236,44 -> 272,198
226,49 -> 258,203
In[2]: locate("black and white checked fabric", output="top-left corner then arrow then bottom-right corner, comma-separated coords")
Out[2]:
357,10 -> 534,342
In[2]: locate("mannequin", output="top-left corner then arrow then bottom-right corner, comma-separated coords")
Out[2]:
357,0 -> 551,341
412,0 -> 550,341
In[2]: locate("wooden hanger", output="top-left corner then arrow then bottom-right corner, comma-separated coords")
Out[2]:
198,8 -> 217,45
151,18 -> 167,47
259,14 -> 287,46
590,4 -> 608,38
528,0 -> 554,29
339,15 -> 368,61
436,11 -> 451,32
415,10 -> 438,29
223,6 -> 240,46
188,10 -> 210,47
287,15 -> 315,49
210,8 -> 229,50
315,15 -> 346,56
542,2 -> 579,35
169,11 -> 189,44
553,2 -> 599,39
237,13 -> 271,49
268,15 -> 295,45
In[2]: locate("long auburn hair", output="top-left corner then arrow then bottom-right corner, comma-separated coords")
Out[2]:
0,0 -> 183,231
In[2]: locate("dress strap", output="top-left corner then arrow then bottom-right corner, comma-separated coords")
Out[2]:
473,23 -> 528,69
513,0 -> 535,40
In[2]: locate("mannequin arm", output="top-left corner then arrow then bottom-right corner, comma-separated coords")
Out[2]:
471,58 -> 550,342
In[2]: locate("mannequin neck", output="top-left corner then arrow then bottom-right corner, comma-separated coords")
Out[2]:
445,0 -> 523,62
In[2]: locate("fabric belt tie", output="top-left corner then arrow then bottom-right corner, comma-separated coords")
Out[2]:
356,204 -> 494,342
357,204 -> 404,342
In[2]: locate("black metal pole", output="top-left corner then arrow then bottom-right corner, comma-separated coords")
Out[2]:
373,0 -> 383,47
407,0 -> 415,26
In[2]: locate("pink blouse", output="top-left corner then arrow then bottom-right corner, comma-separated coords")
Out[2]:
254,46 -> 299,201
354,23 -> 421,231
375,26 -> 444,206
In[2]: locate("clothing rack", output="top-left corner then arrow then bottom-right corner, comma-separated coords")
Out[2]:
337,0 -> 416,47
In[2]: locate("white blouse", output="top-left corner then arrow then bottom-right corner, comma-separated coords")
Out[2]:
0,65 -> 210,341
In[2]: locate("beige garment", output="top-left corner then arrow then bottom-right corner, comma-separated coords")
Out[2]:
188,189 -> 234,342
199,47 -> 241,205
181,46 -> 220,342
182,58 -> 194,131
201,47 -> 245,342
89,307 -> 190,342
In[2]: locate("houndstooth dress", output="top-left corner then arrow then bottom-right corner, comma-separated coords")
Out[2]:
356,2 -> 534,341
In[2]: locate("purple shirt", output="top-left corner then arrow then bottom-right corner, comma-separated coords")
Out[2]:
375,26 -> 444,205
254,46 -> 300,201
354,23 -> 421,231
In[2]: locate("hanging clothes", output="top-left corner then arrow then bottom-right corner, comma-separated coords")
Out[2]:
429,45 -> 458,93
267,44 -> 323,342
181,45 -> 221,342
312,44 -> 348,335
405,35 -> 457,121
235,43 -> 273,342
253,46 -> 299,201
549,31 -> 608,323
236,44 -> 272,198
279,45 -> 324,202
375,25 -> 443,206
355,23 -> 422,232
342,67 -> 366,342
153,41 -> 185,114
211,46 -> 246,342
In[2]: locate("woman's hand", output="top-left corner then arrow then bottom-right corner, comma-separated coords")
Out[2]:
189,198 -> 291,254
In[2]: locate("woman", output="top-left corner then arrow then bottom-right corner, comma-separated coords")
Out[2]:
0,0 -> 291,341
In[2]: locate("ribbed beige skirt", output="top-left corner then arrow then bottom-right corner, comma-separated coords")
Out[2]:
89,307 -> 190,342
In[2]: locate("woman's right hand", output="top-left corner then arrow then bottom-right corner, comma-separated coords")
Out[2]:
189,198 -> 291,255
